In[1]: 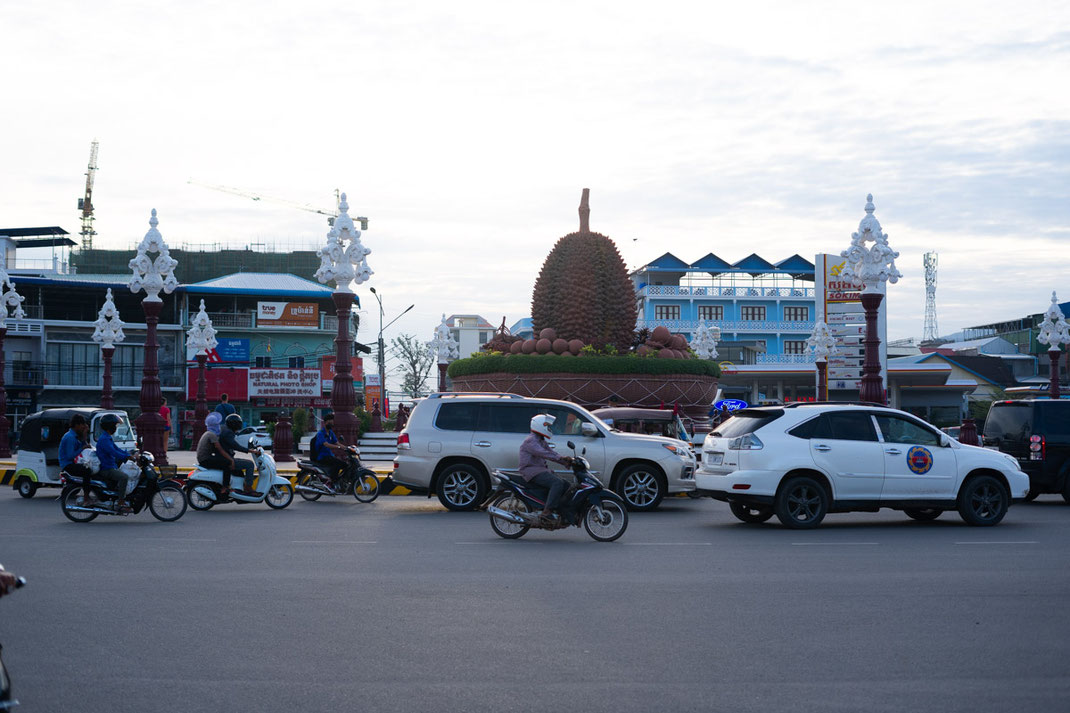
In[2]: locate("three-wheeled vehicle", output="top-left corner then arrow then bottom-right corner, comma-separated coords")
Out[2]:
11,408 -> 137,498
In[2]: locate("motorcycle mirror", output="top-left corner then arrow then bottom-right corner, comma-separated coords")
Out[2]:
582,447 -> 586,455
566,441 -> 576,450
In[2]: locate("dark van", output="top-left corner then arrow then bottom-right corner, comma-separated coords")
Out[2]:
982,399 -> 1070,501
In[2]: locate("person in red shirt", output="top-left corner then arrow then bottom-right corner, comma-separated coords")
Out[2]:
159,398 -> 171,451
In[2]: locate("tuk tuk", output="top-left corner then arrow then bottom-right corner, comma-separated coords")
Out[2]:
12,408 -> 137,498
592,407 -> 693,443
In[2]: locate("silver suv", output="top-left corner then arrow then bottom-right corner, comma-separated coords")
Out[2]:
392,393 -> 696,511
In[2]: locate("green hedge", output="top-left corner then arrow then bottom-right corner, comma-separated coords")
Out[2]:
448,354 -> 720,378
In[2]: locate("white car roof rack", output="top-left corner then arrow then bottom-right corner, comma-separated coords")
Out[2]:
425,392 -> 525,400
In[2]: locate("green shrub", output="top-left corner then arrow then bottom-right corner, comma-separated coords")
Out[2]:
291,408 -> 309,437
448,354 -> 720,378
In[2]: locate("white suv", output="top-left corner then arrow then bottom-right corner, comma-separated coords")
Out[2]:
695,403 -> 1029,529
392,393 -> 696,511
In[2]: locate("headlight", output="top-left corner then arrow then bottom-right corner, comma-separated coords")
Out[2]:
661,443 -> 687,456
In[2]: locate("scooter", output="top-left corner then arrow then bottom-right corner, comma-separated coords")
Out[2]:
185,442 -> 294,511
481,441 -> 629,542
295,445 -> 381,503
59,452 -> 188,523
1,565 -> 26,710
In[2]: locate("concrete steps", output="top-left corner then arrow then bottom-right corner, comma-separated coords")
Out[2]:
359,431 -> 399,461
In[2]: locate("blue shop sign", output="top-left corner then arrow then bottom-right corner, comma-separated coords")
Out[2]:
216,338 -> 250,362
713,399 -> 748,412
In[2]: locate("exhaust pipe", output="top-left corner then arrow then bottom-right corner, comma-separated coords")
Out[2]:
294,483 -> 329,494
66,505 -> 110,513
487,505 -> 527,524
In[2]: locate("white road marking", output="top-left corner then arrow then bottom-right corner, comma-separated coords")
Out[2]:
290,540 -> 378,544
954,541 -> 1038,545
623,542 -> 714,546
791,542 -> 880,546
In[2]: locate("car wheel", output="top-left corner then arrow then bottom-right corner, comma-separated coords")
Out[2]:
729,501 -> 774,524
436,463 -> 487,511
614,464 -> 666,511
1024,490 -> 1039,502
16,478 -> 38,499
774,476 -> 829,529
957,475 -> 1009,526
904,508 -> 942,521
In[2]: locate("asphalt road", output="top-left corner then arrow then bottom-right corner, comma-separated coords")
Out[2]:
2,488 -> 1069,713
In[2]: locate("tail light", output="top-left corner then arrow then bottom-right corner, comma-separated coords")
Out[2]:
1029,435 -> 1045,461
397,433 -> 411,450
728,433 -> 764,450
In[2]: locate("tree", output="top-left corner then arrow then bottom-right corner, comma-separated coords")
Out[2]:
391,333 -> 435,398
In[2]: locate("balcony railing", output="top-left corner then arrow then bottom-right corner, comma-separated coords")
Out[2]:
638,319 -> 815,333
756,353 -> 815,364
641,285 -> 815,298
184,311 -> 255,329
321,315 -> 356,331
4,364 -> 44,386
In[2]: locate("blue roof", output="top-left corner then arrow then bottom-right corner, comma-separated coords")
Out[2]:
185,273 -> 358,303
690,253 -> 733,272
774,254 -> 816,274
645,252 -> 691,271
732,253 -> 777,275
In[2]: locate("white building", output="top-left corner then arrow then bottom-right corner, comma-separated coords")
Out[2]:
446,314 -> 496,359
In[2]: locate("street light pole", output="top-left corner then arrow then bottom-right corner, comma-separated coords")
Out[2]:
1037,291 -> 1070,399
92,288 -> 126,410
369,287 -> 414,410
806,320 -> 835,402
0,265 -> 26,458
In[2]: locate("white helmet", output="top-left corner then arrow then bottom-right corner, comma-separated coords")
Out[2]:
530,413 -> 555,438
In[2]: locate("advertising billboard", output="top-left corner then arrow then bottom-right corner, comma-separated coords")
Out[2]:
815,254 -> 887,394
187,337 -> 250,363
185,367 -> 249,401
320,356 -> 364,390
257,302 -> 319,328
248,368 -> 322,398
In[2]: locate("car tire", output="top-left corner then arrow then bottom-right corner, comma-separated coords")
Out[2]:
904,508 -> 942,521
435,463 -> 487,511
16,477 -> 38,499
957,475 -> 1009,526
729,501 -> 774,524
1024,490 -> 1039,502
774,476 -> 829,529
614,463 -> 666,511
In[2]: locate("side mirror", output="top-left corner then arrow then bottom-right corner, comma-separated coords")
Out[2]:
566,441 -> 576,450
940,435 -> 951,448
580,423 -> 599,438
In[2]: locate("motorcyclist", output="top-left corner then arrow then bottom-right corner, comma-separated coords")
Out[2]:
219,413 -> 257,497
59,414 -> 93,502
311,412 -> 347,484
196,412 -> 237,494
518,413 -> 574,525
95,414 -> 136,511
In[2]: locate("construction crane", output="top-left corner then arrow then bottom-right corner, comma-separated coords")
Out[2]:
78,141 -> 99,251
187,179 -> 369,230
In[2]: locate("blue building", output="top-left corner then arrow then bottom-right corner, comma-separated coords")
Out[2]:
632,252 -> 816,364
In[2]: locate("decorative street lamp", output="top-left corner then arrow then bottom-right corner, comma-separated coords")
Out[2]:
806,320 -> 836,402
428,314 -> 460,392
92,288 -> 126,410
840,194 -> 901,405
0,266 -> 26,457
128,209 -> 178,464
1037,291 -> 1070,399
185,299 -> 217,445
315,193 -> 372,445
690,321 -> 721,361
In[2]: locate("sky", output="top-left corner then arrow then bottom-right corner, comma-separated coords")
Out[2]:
3,0 -> 1069,387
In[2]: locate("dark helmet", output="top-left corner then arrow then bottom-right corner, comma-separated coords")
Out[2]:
99,413 -> 121,433
225,414 -> 243,431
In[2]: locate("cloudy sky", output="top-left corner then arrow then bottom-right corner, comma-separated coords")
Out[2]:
3,0 -> 1068,379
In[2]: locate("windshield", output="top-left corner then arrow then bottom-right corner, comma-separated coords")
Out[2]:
983,403 -> 1032,441
711,409 -> 783,438
93,413 -> 136,443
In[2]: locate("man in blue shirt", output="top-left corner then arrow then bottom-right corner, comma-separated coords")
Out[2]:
215,393 -> 236,418
96,414 -> 136,510
312,413 -> 346,484
59,414 -> 91,500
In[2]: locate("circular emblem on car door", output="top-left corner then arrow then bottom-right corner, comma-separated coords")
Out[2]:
907,446 -> 934,474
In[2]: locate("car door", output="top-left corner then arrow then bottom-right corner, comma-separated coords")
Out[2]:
469,403 -> 544,472
805,411 -> 885,500
874,413 -> 957,499
543,405 -> 606,478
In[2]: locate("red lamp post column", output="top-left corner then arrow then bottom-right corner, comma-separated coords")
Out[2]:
0,267 -> 27,458
840,195 -> 900,407
128,209 -> 178,465
273,410 -> 294,462
92,288 -> 126,410
193,353 -> 208,443
314,192 -> 373,447
1037,291 -> 1069,399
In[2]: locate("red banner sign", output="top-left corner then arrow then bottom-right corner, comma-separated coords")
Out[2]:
185,367 -> 249,402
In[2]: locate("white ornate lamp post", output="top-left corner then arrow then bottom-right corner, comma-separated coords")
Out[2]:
806,320 -> 836,402
128,209 -> 178,463
690,322 -> 721,361
428,314 -> 460,392
0,266 -> 26,457
1037,291 -> 1070,400
92,288 -> 126,409
315,193 -> 372,445
840,194 -> 901,405
186,299 -> 218,444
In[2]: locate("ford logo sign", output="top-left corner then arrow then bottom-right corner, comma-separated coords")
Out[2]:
714,399 -> 748,412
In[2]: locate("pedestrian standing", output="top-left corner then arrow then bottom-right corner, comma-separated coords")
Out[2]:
159,397 -> 171,451
215,393 -> 236,418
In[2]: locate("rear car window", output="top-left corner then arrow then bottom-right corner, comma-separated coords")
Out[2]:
434,402 -> 480,431
1036,402 -> 1070,438
983,403 -> 1033,441
711,409 -> 782,438
789,411 -> 878,441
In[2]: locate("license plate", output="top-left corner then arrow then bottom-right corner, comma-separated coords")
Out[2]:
707,452 -> 724,465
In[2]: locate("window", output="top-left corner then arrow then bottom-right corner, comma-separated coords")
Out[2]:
784,306 -> 809,321
741,306 -> 766,321
711,409 -> 783,437
45,342 -> 100,386
479,404 -> 546,433
654,305 -> 680,320
544,407 -> 591,436
874,415 -> 940,446
255,356 -> 273,368
288,356 -> 305,368
804,412 -> 879,441
784,340 -> 807,355
435,402 -> 480,431
698,305 -> 723,321
479,331 -> 489,345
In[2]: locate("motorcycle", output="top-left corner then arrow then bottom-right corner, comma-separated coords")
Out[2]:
60,451 -> 188,523
481,441 -> 629,542
1,565 -> 25,710
185,442 -> 294,511
295,445 -> 381,503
